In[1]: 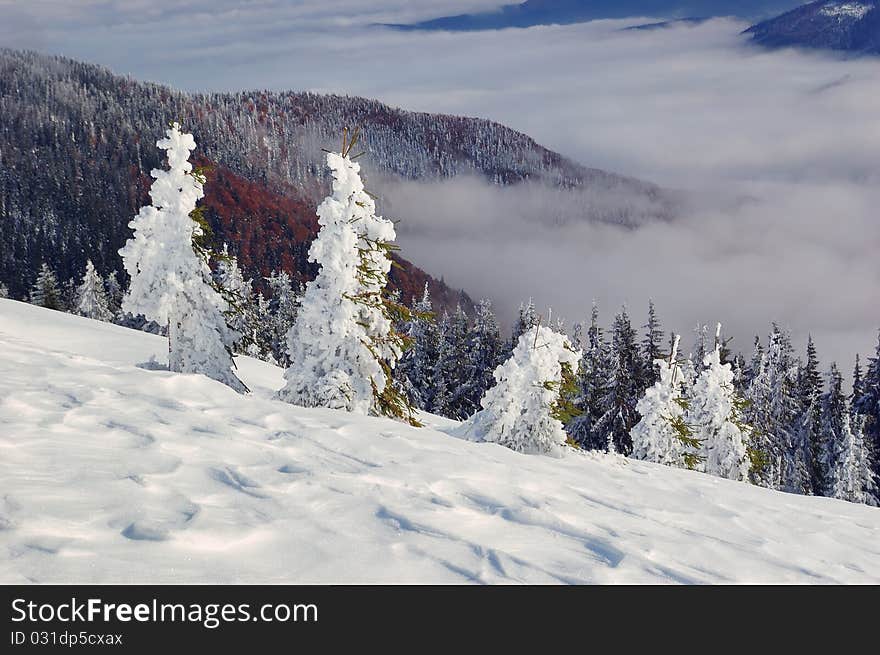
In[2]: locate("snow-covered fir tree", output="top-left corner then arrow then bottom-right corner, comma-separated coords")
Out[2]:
29,263 -> 64,310
0,282 -> 9,299
119,122 -> 246,393
631,335 -> 698,468
641,300 -> 665,388
688,325 -> 752,481
567,303 -> 614,451
853,332 -> 880,485
214,244 -> 254,354
277,132 -> 414,423
74,259 -> 113,322
509,299 -> 539,353
797,336 -> 824,492
462,324 -> 580,455
431,306 -> 472,419
396,284 -> 440,410
601,308 -> 643,455
463,298 -> 504,415
745,325 -> 802,490
266,270 -> 300,366
103,270 -> 124,319
823,363 -> 877,504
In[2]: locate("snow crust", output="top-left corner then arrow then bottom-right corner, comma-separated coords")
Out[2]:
1,299 -> 879,584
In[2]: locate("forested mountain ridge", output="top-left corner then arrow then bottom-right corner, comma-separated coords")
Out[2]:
0,48 -> 669,309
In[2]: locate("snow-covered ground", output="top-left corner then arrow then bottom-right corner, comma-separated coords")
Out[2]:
1,299 -> 878,584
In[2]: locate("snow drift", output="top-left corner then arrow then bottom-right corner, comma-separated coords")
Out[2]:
0,299 -> 878,584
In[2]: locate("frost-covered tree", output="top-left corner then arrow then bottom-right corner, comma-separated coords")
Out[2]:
119,122 -> 246,393
689,325 -> 752,481
631,335 -> 698,469
854,332 -> 880,484
214,244 -> 254,354
641,300 -> 665,388
601,308 -> 642,455
463,298 -> 504,414
396,284 -> 439,410
797,336 -> 824,492
278,132 -> 414,423
0,282 -> 9,299
266,270 -> 300,366
509,298 -> 539,353
567,303 -> 614,451
74,259 -> 113,322
431,306 -> 472,419
823,364 -> 877,504
103,270 -> 124,319
462,325 -> 580,455
745,325 -> 801,489
29,263 -> 64,310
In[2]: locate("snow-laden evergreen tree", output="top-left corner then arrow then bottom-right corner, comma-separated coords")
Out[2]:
463,298 -> 504,413
0,282 -> 9,299
641,300 -> 665,388
396,284 -> 439,410
567,303 -> 614,450
431,305 -> 472,419
29,263 -> 64,310
689,324 -> 752,481
214,244 -> 254,354
601,307 -> 642,455
248,292 -> 277,364
266,270 -> 300,366
745,325 -> 802,489
854,332 -> 880,485
797,336 -> 824,492
631,335 -> 698,468
74,259 -> 113,322
103,270 -> 124,319
119,122 -> 246,393
277,131 -> 415,423
462,324 -> 581,455
509,299 -> 539,353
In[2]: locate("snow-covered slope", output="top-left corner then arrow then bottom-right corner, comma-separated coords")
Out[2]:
1,300 -> 878,584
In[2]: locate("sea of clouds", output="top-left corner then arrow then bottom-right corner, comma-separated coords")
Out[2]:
3,1 -> 878,369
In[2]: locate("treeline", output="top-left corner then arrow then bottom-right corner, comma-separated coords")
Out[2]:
15,256 -> 879,507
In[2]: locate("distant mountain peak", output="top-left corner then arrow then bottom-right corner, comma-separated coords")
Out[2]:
745,0 -> 880,55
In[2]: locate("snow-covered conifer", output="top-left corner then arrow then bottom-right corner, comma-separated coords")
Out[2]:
631,335 -> 698,469
0,282 -> 9,299
74,259 -> 113,322
277,131 -> 414,422
641,300 -> 665,388
396,283 -> 439,410
215,244 -> 254,354
567,303 -> 614,451
267,270 -> 299,365
464,298 -> 504,411
29,263 -> 63,310
462,324 -> 580,455
689,324 -> 751,481
119,122 -> 245,392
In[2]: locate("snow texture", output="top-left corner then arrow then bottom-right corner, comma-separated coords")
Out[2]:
459,325 -> 580,456
119,123 -> 244,392
1,299 -> 879,584
277,151 -> 398,414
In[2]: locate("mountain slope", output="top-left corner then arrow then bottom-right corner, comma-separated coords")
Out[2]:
745,1 -> 880,54
1,299 -> 878,584
390,1 -> 803,31
0,49 -> 670,309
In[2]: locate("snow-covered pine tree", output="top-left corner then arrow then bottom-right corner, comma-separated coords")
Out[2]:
0,282 -> 9,299
74,259 -> 113,322
29,263 -> 64,310
103,270 -> 124,319
463,298 -> 504,414
823,363 -> 878,504
248,292 -> 277,364
689,324 -> 752,481
509,299 -> 539,353
854,332 -> 880,485
396,284 -> 439,410
567,303 -> 614,450
267,270 -> 300,366
745,325 -> 802,489
214,244 -> 254,354
601,307 -> 642,455
462,324 -> 581,455
431,305 -> 472,419
631,335 -> 698,468
277,130 -> 416,424
797,336 -> 824,493
641,300 -> 665,388
119,122 -> 246,393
